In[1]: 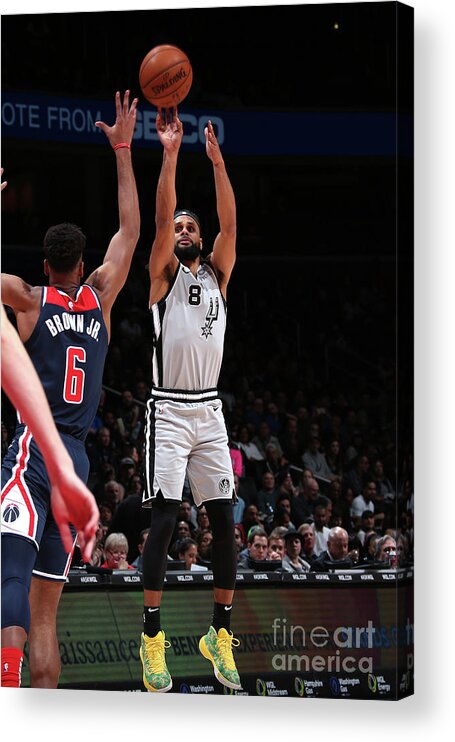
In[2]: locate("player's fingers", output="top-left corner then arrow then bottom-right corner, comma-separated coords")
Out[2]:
115,90 -> 121,117
208,120 -> 217,139
123,89 -> 130,116
80,532 -> 96,563
95,121 -> 107,133
85,508 -> 99,539
130,97 -> 139,116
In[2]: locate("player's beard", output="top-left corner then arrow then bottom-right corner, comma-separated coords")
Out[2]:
174,242 -> 201,261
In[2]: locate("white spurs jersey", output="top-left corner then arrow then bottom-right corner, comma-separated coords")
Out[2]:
150,261 -> 226,402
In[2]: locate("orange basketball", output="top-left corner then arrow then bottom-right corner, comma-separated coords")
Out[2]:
139,44 -> 193,108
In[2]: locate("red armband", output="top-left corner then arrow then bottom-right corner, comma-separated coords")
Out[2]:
113,142 -> 131,151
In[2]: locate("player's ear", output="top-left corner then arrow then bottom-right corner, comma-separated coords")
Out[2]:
199,238 -> 203,252
43,259 -> 50,276
79,260 -> 84,277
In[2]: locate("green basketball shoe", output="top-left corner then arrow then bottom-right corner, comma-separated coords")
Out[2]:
199,626 -> 241,690
140,631 -> 173,693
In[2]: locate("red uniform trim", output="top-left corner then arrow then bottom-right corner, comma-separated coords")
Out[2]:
1,429 -> 36,537
44,285 -> 99,312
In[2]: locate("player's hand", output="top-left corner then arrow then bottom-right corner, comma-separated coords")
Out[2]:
155,107 -> 183,152
95,90 -> 138,148
1,167 -> 7,191
50,469 -> 99,562
204,120 -> 223,166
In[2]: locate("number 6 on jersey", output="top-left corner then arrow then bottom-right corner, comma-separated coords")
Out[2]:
63,346 -> 86,404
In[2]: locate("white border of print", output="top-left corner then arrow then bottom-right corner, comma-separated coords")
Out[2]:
1,0 -> 453,740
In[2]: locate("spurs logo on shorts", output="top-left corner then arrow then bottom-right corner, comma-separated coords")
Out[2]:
143,401 -> 234,507
218,478 -> 231,495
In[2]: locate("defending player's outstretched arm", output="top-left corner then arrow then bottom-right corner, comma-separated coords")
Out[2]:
0,305 -> 98,561
149,108 -> 183,301
86,90 -> 140,335
204,120 -> 236,297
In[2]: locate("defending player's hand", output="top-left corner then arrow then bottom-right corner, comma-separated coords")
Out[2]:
155,107 -> 183,153
95,90 -> 138,149
204,120 -> 223,166
50,469 -> 99,563
1,167 -> 7,191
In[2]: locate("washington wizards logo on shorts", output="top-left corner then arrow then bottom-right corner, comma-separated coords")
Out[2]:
218,477 -> 231,495
3,504 -> 20,523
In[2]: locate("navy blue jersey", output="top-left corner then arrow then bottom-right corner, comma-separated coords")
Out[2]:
23,284 -> 108,441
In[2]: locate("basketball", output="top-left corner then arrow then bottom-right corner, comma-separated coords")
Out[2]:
139,44 -> 193,108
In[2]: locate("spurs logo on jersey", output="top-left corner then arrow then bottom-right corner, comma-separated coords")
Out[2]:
150,261 -> 226,394
201,297 -> 219,338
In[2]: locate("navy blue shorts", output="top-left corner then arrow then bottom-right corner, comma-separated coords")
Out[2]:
1,424 -> 89,581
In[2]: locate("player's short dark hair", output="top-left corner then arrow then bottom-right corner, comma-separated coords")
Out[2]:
43,223 -> 86,272
174,209 -> 201,230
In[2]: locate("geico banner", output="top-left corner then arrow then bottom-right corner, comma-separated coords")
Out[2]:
1,92 -> 411,156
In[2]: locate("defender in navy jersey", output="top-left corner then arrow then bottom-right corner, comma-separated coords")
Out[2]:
1,90 -> 140,688
140,109 -> 240,692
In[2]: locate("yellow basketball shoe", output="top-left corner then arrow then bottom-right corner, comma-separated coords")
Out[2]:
140,631 -> 173,692
199,625 -> 241,689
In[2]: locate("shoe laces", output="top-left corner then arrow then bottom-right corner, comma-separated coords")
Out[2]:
217,631 -> 240,670
144,634 -> 171,674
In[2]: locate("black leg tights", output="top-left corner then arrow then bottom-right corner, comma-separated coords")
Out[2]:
204,499 -> 237,591
142,493 -> 180,591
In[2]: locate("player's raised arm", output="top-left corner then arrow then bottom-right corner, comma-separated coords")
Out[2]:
0,305 -> 98,562
205,120 -> 236,295
86,91 -> 140,327
148,109 -> 183,303
1,273 -> 36,312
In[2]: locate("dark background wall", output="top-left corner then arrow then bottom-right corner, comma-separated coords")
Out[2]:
1,2 -> 413,490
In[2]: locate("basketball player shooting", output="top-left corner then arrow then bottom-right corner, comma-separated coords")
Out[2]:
140,108 -> 240,692
1,91 -> 140,688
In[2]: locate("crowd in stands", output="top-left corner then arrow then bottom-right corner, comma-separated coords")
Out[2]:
1,261 -> 413,574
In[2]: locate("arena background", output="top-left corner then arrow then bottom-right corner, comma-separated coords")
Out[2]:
1,1 -> 413,479
1,0 -> 415,708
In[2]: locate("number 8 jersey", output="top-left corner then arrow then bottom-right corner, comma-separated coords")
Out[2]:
150,261 -> 226,402
23,284 -> 108,441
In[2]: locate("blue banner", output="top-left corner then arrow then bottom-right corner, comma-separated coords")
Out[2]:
2,91 -> 411,156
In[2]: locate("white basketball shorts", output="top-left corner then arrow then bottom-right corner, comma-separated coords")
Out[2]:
143,399 -> 234,507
